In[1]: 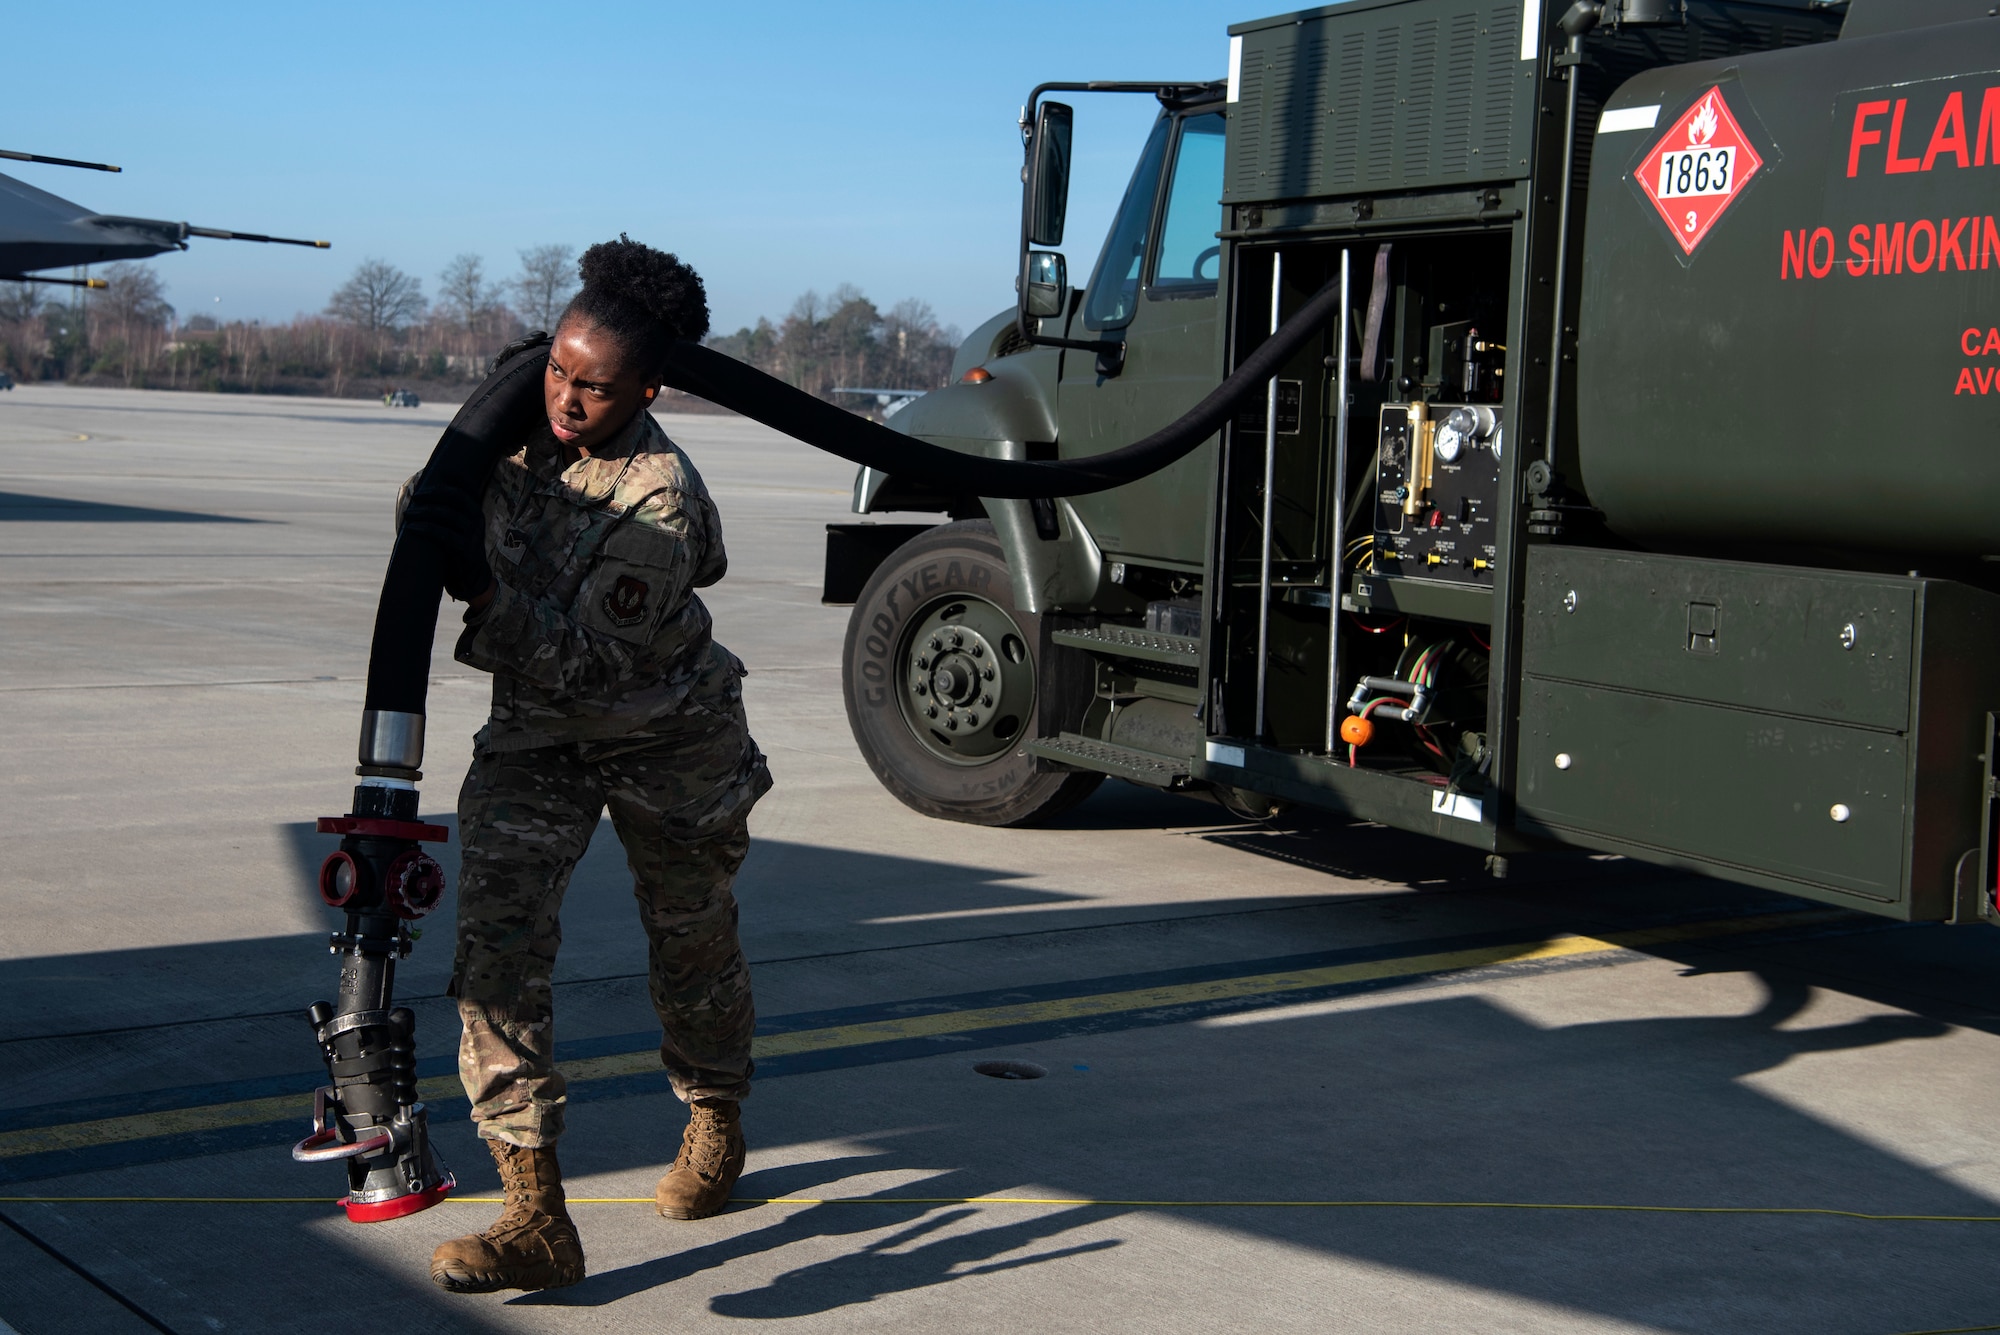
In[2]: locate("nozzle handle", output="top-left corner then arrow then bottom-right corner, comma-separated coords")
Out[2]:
291,1125 -> 393,1163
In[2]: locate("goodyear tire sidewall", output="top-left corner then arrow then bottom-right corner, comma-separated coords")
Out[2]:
841,519 -> 1083,823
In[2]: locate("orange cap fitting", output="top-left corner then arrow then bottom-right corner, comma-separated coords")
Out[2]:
960,366 -> 993,384
1340,714 -> 1374,747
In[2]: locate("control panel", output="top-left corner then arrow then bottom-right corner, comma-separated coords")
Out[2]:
1371,403 -> 1503,586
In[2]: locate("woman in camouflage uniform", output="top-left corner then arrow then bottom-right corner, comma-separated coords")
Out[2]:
399,238 -> 770,1294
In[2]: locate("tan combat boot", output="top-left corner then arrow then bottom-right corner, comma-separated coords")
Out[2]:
653,1098 -> 745,1219
430,1140 -> 586,1293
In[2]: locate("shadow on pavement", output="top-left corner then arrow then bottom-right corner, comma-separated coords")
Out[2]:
478,963 -> 1977,1330
0,490 -> 263,523
519,1183 -> 1123,1314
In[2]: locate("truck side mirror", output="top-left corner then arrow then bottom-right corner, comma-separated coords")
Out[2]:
1026,101 -> 1072,247
1024,250 -> 1068,319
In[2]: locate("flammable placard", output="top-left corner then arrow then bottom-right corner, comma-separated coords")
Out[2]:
1636,87 -> 1766,256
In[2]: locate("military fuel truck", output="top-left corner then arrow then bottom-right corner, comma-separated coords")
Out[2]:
824,0 -> 2000,926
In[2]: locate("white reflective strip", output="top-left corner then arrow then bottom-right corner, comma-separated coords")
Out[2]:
359,776 -> 417,791
1599,104 -> 1662,134
1520,0 -> 1542,61
1228,35 -> 1243,102
1432,790 -> 1485,822
1207,741 -> 1247,769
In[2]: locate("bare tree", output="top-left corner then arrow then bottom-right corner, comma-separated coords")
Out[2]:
437,253 -> 497,330
96,262 -> 173,329
882,299 -> 957,388
325,259 -> 426,331
93,262 -> 175,385
885,297 -> 937,330
511,244 -> 578,331
788,289 -> 826,326
0,281 -> 46,324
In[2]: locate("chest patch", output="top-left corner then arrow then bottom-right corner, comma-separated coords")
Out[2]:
603,575 -> 651,627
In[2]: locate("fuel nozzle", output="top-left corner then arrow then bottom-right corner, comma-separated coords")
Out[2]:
293,776 -> 453,1222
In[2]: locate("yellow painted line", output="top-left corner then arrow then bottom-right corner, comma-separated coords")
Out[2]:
0,1093 -> 314,1159
0,1078 -> 461,1161
0,909 -> 1841,1162
1,1193 -> 1994,1225
566,909 -> 1844,1085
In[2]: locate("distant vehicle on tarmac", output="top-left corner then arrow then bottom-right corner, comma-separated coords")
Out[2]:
826,0 -> 2000,929
0,371 -> 14,390
384,388 -> 420,408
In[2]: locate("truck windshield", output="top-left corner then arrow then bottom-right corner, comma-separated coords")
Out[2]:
1152,112 -> 1226,291
1081,116 -> 1171,331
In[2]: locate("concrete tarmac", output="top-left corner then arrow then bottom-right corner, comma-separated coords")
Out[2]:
1,384 -> 1998,1334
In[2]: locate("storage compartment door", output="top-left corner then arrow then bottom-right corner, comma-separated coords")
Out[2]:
1516,680 -> 1910,903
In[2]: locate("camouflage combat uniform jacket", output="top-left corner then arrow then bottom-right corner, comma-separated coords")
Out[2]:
417,409 -> 736,751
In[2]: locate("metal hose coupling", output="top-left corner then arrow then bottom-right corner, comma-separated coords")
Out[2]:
357,708 -> 425,774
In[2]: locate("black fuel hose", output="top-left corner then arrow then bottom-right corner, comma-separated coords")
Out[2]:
361,346 -> 550,716
656,274 -> 1342,499
362,275 -> 1341,719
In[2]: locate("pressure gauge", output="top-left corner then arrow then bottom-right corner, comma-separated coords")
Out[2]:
1433,423 -> 1464,463
1435,407 -> 1478,463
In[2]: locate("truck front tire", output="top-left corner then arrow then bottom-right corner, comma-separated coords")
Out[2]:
841,520 -> 1101,826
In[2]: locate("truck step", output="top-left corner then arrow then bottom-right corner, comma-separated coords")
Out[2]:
1050,624 -> 1200,667
1026,732 -> 1191,788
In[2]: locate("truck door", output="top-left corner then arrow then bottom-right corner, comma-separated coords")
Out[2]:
1059,106 -> 1225,571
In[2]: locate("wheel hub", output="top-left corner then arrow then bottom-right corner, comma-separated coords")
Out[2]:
899,598 -> 1034,763
930,654 -> 980,704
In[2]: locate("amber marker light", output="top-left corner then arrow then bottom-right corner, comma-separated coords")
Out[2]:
960,367 -> 993,384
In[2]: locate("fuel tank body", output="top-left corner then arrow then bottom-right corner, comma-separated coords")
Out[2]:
1575,14 -> 2000,558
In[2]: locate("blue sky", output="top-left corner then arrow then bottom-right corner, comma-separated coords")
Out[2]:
6,2 -> 1246,338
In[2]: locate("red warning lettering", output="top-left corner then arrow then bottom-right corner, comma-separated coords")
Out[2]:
1848,89 -> 2000,178
1952,328 -> 2000,395
1779,217 -> 2000,279
1955,366 -> 1998,395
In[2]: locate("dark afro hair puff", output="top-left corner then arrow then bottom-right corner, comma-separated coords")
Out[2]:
559,233 -> 709,374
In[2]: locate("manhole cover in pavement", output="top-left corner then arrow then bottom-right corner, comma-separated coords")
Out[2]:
974,1060 -> 1047,1081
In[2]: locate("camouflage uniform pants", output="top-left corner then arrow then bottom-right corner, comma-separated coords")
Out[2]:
450,665 -> 771,1148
